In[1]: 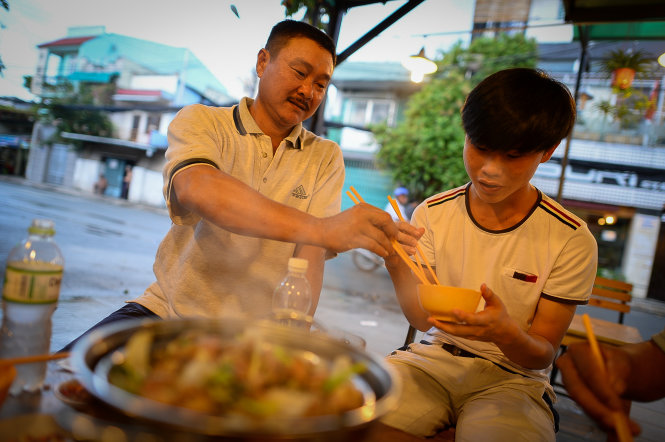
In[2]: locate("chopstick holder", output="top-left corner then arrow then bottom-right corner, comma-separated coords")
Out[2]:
582,314 -> 633,442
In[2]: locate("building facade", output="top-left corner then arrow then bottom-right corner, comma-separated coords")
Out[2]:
26,26 -> 235,206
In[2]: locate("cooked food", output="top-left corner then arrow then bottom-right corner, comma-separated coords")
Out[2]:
107,328 -> 367,419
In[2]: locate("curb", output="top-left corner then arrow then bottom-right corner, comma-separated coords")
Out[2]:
0,175 -> 168,216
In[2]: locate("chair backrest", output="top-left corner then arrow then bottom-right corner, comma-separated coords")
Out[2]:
588,276 -> 633,324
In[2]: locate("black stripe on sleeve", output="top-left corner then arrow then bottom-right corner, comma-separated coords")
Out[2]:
171,158 -> 219,178
168,158 -> 219,194
541,292 -> 589,305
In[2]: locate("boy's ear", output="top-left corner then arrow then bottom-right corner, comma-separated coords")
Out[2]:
540,145 -> 558,163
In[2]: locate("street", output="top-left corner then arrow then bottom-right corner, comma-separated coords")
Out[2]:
0,177 -> 410,358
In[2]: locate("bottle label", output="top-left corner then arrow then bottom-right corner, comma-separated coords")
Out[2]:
3,262 -> 63,304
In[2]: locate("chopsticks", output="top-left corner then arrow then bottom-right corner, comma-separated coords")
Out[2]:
346,186 -> 436,286
0,352 -> 70,366
387,195 -> 441,285
581,314 -> 633,442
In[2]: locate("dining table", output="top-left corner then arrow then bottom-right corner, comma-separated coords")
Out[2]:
0,359 -> 204,441
0,329 -> 383,442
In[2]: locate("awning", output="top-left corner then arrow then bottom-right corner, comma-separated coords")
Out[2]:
563,0 -> 665,24
573,21 -> 665,40
67,72 -> 119,83
60,131 -> 163,157
0,135 -> 30,149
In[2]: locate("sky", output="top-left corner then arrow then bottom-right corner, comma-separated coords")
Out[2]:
0,0 -> 572,101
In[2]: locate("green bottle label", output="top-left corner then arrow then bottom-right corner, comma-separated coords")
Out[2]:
2,262 -> 63,303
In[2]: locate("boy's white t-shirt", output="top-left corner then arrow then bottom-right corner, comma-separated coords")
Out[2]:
413,184 -> 598,383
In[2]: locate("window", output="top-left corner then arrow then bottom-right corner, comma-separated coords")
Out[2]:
130,115 -> 140,141
370,101 -> 392,125
343,98 -> 395,127
146,114 -> 161,134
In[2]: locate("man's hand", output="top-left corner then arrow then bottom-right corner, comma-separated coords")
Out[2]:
427,284 -> 518,344
320,203 -> 422,257
556,342 -> 641,436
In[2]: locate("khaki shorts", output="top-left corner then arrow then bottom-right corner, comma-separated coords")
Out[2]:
382,342 -> 556,442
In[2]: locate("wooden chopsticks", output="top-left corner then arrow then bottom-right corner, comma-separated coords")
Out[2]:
0,352 -> 70,366
387,195 -> 440,285
346,186 -> 437,286
582,314 -> 633,442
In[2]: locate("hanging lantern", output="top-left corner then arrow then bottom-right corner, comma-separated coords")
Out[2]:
402,47 -> 437,83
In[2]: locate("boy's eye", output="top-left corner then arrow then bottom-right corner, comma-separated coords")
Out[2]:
293,68 -> 305,78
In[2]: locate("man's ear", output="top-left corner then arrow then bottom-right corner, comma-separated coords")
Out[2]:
256,48 -> 269,78
540,144 -> 558,163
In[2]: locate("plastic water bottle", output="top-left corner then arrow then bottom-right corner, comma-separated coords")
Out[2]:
272,257 -> 312,315
0,219 -> 64,394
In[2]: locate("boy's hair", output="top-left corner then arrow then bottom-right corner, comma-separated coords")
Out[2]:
461,68 -> 576,153
265,20 -> 337,66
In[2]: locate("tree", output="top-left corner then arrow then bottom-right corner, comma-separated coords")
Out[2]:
373,33 -> 538,201
281,0 -> 331,29
373,71 -> 470,202
0,0 -> 9,76
40,81 -> 114,144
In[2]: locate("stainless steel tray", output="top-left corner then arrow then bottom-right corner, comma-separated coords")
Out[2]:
70,317 -> 400,439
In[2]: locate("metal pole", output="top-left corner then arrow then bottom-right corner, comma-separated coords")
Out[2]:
336,0 -> 426,66
556,25 -> 589,203
309,5 -> 346,136
309,0 -> 425,135
657,75 -> 665,125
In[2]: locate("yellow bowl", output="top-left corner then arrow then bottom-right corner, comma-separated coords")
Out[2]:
417,284 -> 482,322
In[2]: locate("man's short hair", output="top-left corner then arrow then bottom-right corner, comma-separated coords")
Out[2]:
265,20 -> 337,66
461,68 -> 576,153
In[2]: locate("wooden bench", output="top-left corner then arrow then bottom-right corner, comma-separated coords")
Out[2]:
551,276 -> 643,389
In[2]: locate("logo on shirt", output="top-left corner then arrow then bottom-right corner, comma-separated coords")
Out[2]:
291,185 -> 309,200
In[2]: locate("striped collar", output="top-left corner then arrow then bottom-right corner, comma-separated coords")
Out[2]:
233,97 -> 303,150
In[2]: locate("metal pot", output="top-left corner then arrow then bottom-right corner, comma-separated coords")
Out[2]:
70,317 -> 399,440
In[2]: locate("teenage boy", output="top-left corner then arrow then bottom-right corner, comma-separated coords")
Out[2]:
375,68 -> 598,441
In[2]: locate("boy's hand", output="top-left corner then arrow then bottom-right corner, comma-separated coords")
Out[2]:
427,284 -> 519,344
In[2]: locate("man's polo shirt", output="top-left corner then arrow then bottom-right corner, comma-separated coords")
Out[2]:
133,98 -> 344,319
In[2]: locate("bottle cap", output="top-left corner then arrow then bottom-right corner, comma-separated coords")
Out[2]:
28,219 -> 55,236
288,257 -> 308,272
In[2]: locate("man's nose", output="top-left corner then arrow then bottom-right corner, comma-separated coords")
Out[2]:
298,81 -> 314,100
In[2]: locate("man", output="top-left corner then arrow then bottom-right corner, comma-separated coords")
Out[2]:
60,20 -> 420,350
384,187 -> 410,221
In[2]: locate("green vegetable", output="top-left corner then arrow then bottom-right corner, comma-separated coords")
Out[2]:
323,361 -> 367,394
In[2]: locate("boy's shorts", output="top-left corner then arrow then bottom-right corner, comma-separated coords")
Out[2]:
381,342 -> 556,442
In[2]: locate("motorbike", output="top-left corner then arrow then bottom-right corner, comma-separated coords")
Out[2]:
351,248 -> 384,272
